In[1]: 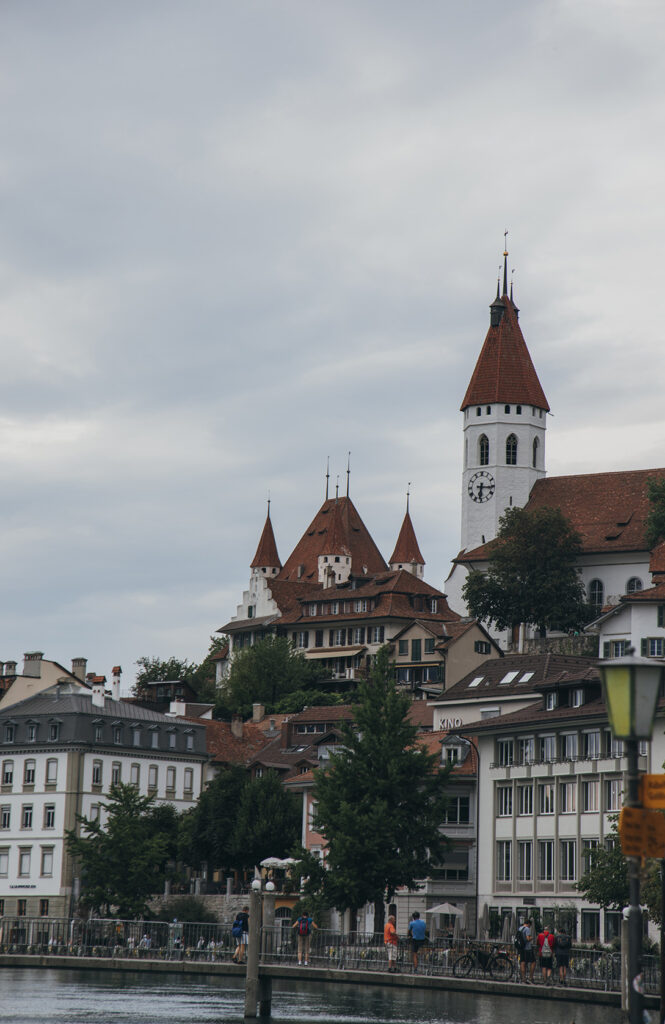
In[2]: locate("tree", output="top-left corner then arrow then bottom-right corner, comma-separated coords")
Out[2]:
132,655 -> 198,698
232,771 -> 301,871
312,646 -> 450,934
462,505 -> 587,635
220,635 -> 326,716
646,477 -> 665,550
66,784 -> 178,918
576,819 -> 629,912
179,765 -> 247,872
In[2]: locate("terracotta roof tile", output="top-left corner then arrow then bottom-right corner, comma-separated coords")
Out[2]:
461,296 -> 549,411
198,718 -> 270,766
251,510 -> 281,569
389,510 -> 425,567
277,497 -> 387,582
441,653 -> 597,701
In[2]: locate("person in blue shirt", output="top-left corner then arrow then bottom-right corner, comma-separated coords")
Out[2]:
407,912 -> 427,972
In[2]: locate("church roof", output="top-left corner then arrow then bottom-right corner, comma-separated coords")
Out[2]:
460,294 -> 549,412
250,509 -> 281,569
458,467 -> 665,561
277,496 -> 388,582
389,509 -> 425,566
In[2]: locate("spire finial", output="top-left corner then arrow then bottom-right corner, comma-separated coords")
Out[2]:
325,456 -> 330,500
346,451 -> 351,498
406,482 -> 411,513
335,475 -> 339,500
496,272 -> 500,299
267,490 -> 271,517
503,230 -> 509,295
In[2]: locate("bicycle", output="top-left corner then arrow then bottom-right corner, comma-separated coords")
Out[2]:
452,942 -> 514,981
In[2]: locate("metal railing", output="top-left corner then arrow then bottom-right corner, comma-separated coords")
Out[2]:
0,917 -> 657,994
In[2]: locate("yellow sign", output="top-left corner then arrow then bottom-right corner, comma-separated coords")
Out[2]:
618,806 -> 665,858
641,774 -> 665,809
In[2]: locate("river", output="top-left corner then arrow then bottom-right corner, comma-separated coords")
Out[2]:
0,967 -> 621,1023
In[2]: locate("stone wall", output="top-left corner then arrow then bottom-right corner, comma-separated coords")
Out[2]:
148,894 -> 250,926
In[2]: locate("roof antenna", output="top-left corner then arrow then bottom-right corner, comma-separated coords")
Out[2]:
325,456 -> 330,500
335,475 -> 339,500
406,482 -> 411,513
503,230 -> 509,296
346,451 -> 351,497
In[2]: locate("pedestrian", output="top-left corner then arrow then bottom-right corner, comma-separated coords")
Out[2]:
231,906 -> 249,963
517,918 -> 535,983
537,924 -> 555,984
292,909 -> 317,966
554,925 -> 571,986
384,914 -> 398,972
407,912 -> 426,973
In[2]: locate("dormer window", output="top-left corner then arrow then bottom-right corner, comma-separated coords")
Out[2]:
546,692 -> 558,711
3,725 -> 14,743
626,577 -> 643,594
571,688 -> 584,708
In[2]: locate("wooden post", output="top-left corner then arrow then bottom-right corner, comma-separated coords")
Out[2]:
244,888 -> 262,1019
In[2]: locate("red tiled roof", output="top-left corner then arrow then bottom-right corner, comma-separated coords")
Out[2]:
251,511 -> 281,569
389,510 -> 425,567
650,541 -> 665,576
277,497 -> 387,583
288,704 -> 354,724
460,295 -> 549,411
407,701 -> 434,730
199,718 -> 270,766
619,581 -> 665,603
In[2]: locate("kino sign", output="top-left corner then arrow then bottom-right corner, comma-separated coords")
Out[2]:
441,717 -> 463,730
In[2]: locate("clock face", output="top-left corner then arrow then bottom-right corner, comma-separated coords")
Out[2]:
468,470 -> 495,503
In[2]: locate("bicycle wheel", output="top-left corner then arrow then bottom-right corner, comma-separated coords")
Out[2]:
490,953 -> 513,981
453,954 -> 474,977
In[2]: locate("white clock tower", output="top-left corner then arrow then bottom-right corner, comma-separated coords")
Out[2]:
460,254 -> 549,553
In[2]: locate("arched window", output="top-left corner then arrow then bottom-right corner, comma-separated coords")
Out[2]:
532,437 -> 539,468
506,434 -> 518,465
626,577 -> 643,594
589,579 -> 604,613
479,435 -> 489,466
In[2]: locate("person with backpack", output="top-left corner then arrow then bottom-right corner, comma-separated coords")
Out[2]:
231,906 -> 249,963
537,924 -> 555,984
516,918 -> 535,983
554,926 -> 571,985
292,909 -> 318,965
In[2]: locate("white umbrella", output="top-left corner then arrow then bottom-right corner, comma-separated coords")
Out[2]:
480,903 -> 489,940
260,857 -> 287,869
461,903 -> 469,935
501,914 -> 512,943
425,902 -> 462,917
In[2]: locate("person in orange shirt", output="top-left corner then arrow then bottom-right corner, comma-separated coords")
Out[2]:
384,914 -> 398,972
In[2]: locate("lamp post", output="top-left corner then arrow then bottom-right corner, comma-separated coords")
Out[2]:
597,651 -> 664,1024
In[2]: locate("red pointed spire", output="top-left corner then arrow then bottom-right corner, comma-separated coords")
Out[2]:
389,501 -> 425,568
250,505 -> 281,569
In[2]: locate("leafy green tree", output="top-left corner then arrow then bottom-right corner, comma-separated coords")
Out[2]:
576,818 -> 629,911
66,784 -> 178,918
462,505 -> 587,634
132,655 -> 198,698
646,477 -> 665,550
220,635 -> 326,716
312,646 -> 450,934
179,765 -> 247,872
232,771 -> 301,871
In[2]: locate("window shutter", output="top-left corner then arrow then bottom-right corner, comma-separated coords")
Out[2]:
603,642 -> 610,658
641,638 -> 647,656
658,606 -> 664,628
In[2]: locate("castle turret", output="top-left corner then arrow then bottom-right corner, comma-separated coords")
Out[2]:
389,494 -> 425,578
250,503 -> 281,578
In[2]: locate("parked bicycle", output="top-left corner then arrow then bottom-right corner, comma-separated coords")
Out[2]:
452,942 -> 514,981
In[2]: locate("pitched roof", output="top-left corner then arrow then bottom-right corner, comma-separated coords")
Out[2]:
440,652 -> 597,701
389,510 -> 425,566
198,718 -> 270,766
277,496 -> 387,583
461,294 -> 549,411
251,510 -> 281,569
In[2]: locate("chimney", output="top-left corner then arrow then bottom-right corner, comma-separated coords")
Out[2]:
252,703 -> 265,723
111,665 -> 122,701
91,681 -> 105,708
280,719 -> 290,747
5,660 -> 16,676
231,715 -> 243,739
23,652 -> 44,678
72,657 -> 87,682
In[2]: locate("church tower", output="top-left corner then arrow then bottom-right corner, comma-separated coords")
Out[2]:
460,250 -> 549,552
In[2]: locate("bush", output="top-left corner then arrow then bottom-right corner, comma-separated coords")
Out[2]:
151,897 -> 217,923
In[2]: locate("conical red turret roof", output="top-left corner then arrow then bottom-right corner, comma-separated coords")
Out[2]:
250,510 -> 281,569
277,496 -> 387,582
461,295 -> 549,411
389,510 -> 425,567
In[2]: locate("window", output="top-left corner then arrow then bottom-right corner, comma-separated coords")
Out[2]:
562,733 -> 578,760
538,840 -> 553,881
333,629 -> 345,646
294,631 -> 309,649
4,724 -> 15,742
92,760 -> 102,786
603,639 -> 628,658
411,639 -> 421,661
560,839 -> 577,882
186,733 -> 194,751
504,404 -> 510,413
151,730 -> 159,749
659,605 -> 665,628
581,910 -> 600,942
94,724 -> 102,742
474,640 -> 491,655
643,637 -> 665,658
18,848 -> 31,876
439,852 -> 469,881
17,898 -> 27,917
353,627 -> 365,645
571,689 -> 584,708
113,726 -> 122,744
518,737 -> 534,764
545,692 -> 558,711
516,405 -> 522,414
424,638 -> 435,655
582,839 -> 599,869
559,782 -> 576,813
314,630 -> 324,648
184,768 -> 193,794
532,437 -> 539,468
48,723 -> 59,741
583,731 -> 601,758
589,579 -> 604,613
166,767 -> 176,791
110,762 -> 121,786
540,735 -> 556,761
133,727 -> 141,746
479,435 -> 489,466
148,765 -> 158,790
476,406 -> 481,416
606,779 -> 622,811
370,626 -> 385,644
498,786 -> 513,816
582,780 -> 599,812
27,723 -> 37,742
331,601 -> 339,615
497,739 -> 513,766
309,603 -> 317,616
398,640 -> 408,656
0,848 -> 7,877
21,805 -> 33,829
354,599 -> 367,613
90,804 -> 100,822
0,806 -> 9,829
505,433 -> 518,465
46,759 -> 57,785
605,730 -> 624,757
39,899 -> 49,917
169,732 -> 177,749
518,841 -> 532,882
626,577 -> 643,594
517,785 -> 533,816
496,841 -> 512,881
443,795 -> 470,824
130,764 -> 140,787
23,760 -> 35,785
41,847 -> 54,877
539,783 -> 555,815
2,760 -> 14,786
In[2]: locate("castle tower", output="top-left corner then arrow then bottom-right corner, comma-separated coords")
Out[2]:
250,503 -> 281,580
389,492 -> 425,578
460,251 -> 549,552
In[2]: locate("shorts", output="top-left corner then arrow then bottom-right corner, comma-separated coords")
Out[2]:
540,955 -> 553,968
386,943 -> 397,962
520,949 -> 534,964
556,954 -> 570,967
411,938 -> 425,953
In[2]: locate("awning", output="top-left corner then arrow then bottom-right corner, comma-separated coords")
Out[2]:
304,646 -> 367,660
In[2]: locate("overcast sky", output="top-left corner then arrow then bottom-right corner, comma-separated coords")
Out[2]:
1,1 -> 664,688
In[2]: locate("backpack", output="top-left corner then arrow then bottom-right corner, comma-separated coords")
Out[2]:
514,927 -> 526,953
298,917 -> 310,936
540,934 -> 553,958
556,933 -> 571,951
231,917 -> 243,939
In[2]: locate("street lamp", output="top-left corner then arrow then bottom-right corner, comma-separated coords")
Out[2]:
598,651 -> 664,1024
